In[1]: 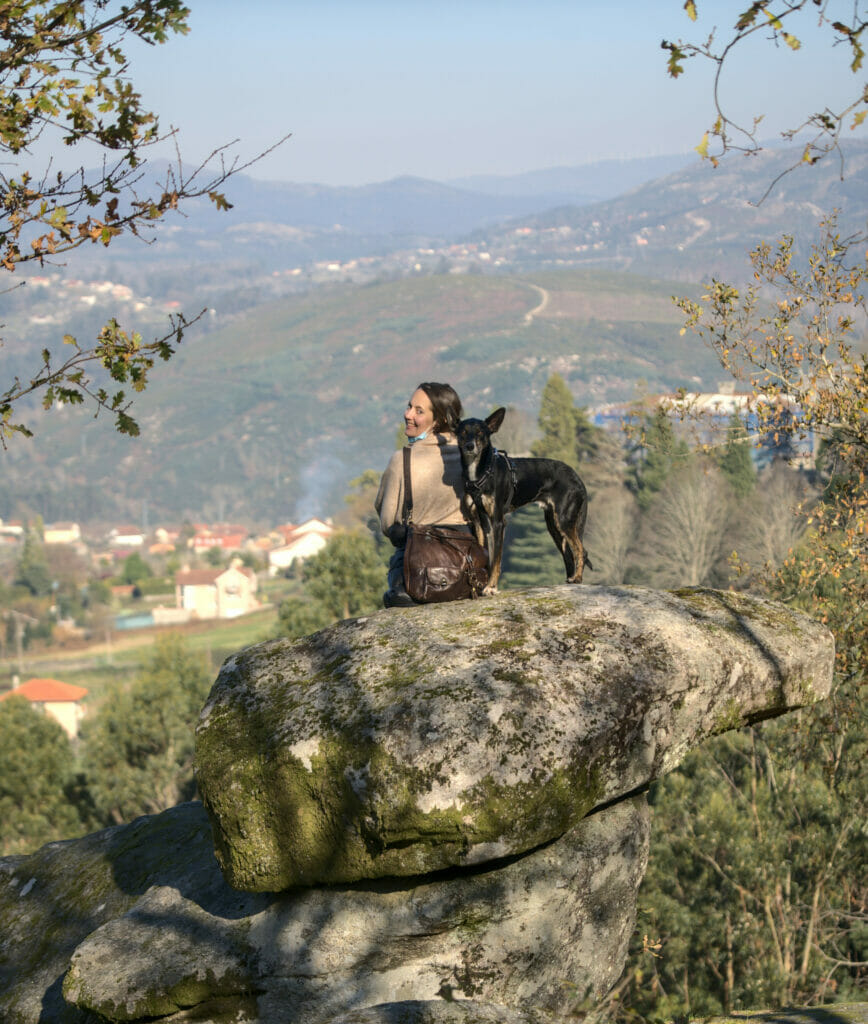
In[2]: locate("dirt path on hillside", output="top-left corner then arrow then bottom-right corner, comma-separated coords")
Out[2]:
524,283 -> 550,322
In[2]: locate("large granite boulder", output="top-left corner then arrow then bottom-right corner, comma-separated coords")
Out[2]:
195,585 -> 833,892
0,585 -> 835,1024
2,798 -> 647,1024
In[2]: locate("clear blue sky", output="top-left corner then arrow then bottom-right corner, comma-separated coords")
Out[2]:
125,0 -> 864,185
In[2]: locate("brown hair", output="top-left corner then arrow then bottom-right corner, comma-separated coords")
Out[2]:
417,381 -> 463,434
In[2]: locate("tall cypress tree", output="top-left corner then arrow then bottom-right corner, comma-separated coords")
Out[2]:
504,375 -> 585,587
502,374 -> 623,587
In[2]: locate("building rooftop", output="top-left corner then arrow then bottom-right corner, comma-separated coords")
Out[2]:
1,678 -> 89,703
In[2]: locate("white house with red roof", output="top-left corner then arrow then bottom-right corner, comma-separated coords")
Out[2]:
268,518 -> 334,575
43,522 -> 82,545
108,526 -> 145,548
0,519 -> 24,543
0,677 -> 89,739
190,525 -> 248,553
174,559 -> 259,620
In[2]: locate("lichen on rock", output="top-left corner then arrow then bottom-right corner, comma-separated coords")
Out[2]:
1,796 -> 650,1024
195,585 -> 833,892
0,584 -> 837,1024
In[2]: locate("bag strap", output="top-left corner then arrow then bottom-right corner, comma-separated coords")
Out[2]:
401,447 -> 413,526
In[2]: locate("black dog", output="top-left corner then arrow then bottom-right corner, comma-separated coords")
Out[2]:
457,407 -> 592,592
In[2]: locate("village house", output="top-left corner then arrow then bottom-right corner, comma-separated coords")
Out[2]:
43,522 -> 82,545
0,677 -> 89,739
0,519 -> 24,544
149,525 -> 182,556
190,525 -> 248,553
148,541 -> 177,556
174,560 -> 259,620
108,526 -> 146,549
267,518 -> 334,575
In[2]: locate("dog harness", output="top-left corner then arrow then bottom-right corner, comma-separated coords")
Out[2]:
465,448 -> 519,508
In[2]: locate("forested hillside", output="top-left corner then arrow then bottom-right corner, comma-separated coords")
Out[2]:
1,269 -> 723,525
4,140 -> 866,526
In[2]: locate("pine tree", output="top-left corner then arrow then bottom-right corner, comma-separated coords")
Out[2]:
532,374 -> 579,466
629,406 -> 691,511
502,374 -> 624,587
500,507 -> 565,588
505,376 -> 588,586
716,413 -> 757,499
302,532 -> 387,622
14,530 -> 52,597
574,404 -> 601,463
82,635 -> 212,825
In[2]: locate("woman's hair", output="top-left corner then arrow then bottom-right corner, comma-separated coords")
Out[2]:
417,381 -> 463,434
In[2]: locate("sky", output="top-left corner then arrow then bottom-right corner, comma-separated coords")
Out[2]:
56,1 -> 868,186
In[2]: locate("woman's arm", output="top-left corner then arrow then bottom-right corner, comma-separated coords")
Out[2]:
374,450 -> 406,543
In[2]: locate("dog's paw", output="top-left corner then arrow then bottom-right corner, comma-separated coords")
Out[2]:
483,585 -> 499,596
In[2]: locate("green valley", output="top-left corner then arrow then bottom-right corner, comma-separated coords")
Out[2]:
1,268 -> 719,525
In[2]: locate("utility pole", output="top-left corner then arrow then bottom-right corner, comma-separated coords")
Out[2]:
3,610 -> 38,677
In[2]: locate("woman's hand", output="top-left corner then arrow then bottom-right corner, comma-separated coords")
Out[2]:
386,523 -> 407,547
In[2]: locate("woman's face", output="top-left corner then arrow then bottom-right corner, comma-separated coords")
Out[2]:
404,388 -> 435,439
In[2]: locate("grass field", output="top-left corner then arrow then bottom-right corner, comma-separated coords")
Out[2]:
0,606 -> 280,701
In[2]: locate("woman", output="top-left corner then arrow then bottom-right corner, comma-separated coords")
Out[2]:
375,382 -> 471,607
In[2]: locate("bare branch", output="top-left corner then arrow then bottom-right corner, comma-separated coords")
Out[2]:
663,1 -> 868,198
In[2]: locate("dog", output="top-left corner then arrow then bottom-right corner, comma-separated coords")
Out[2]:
456,407 -> 592,593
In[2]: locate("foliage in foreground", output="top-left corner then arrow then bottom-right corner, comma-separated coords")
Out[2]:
0,1 -> 285,442
80,634 -> 212,826
593,216 -> 868,1020
0,696 -> 85,855
662,0 -> 868,183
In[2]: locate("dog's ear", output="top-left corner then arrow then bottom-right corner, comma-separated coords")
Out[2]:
485,407 -> 507,434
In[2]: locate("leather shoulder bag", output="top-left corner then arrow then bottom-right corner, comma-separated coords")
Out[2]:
401,447 -> 489,603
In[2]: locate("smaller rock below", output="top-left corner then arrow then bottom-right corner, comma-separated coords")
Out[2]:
63,884 -> 255,1020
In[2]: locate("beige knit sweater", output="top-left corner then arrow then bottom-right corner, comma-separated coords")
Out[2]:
375,432 -> 468,534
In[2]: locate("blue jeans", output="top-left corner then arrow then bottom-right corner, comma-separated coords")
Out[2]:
387,545 -> 407,593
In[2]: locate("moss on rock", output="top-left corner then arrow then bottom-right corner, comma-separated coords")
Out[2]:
195,585 -> 833,893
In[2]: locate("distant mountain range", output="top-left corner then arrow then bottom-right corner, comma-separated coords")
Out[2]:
468,141 -> 868,282
74,163 -> 612,267
446,153 -> 695,201
4,140 -> 866,526
61,141 -> 866,284
54,150 -> 699,269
